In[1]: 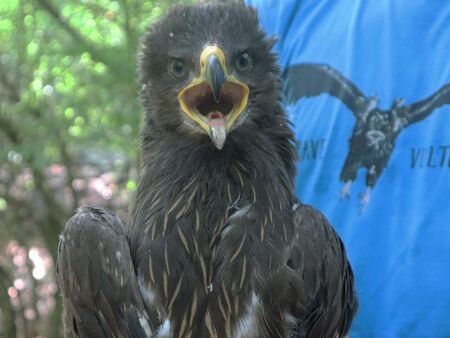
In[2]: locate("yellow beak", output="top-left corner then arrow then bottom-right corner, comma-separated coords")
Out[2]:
178,46 -> 249,149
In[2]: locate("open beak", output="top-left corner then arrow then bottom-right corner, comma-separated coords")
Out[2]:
178,46 -> 249,150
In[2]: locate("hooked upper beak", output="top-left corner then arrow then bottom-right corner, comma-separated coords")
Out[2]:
205,53 -> 225,103
178,46 -> 249,150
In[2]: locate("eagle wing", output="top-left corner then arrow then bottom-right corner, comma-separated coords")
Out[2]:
57,206 -> 152,338
283,63 -> 370,119
400,83 -> 450,127
287,202 -> 357,338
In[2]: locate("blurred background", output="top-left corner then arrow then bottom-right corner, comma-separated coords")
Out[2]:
0,0 -> 190,336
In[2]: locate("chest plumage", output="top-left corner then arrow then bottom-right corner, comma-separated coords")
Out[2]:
129,137 -> 294,337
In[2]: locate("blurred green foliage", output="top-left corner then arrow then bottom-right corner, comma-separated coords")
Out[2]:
0,0 -> 191,336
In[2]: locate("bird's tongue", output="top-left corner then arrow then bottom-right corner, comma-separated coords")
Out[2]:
207,112 -> 226,150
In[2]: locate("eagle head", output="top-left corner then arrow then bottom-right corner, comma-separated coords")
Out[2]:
138,3 -> 279,150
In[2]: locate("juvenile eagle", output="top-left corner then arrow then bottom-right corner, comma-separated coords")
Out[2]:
57,3 -> 357,338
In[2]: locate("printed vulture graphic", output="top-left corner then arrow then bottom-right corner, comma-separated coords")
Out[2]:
283,63 -> 450,210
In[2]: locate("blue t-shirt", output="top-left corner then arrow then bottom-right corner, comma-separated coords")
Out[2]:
247,1 -> 450,337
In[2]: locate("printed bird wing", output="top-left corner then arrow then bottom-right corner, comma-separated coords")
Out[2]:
283,63 -> 369,119
401,83 -> 450,127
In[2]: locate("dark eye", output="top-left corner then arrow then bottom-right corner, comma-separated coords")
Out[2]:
169,58 -> 187,78
235,52 -> 252,72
